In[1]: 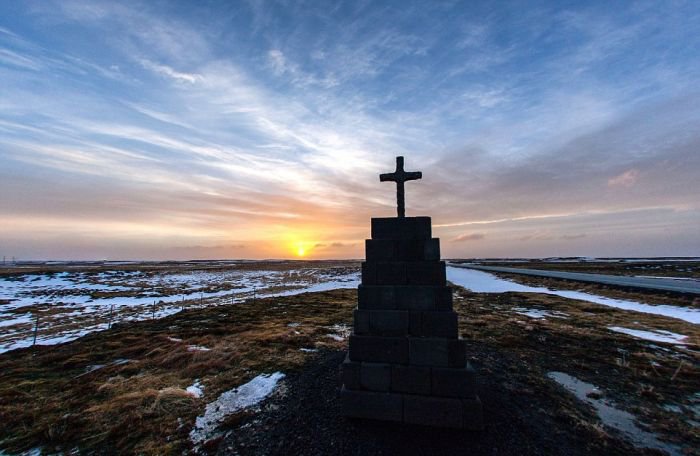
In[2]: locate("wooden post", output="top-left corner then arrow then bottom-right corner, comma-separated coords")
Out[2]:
108,304 -> 114,329
152,300 -> 156,320
32,315 -> 40,346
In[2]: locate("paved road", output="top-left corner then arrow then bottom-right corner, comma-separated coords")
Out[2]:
448,264 -> 700,295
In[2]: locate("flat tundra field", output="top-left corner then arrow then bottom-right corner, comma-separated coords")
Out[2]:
0,260 -> 698,455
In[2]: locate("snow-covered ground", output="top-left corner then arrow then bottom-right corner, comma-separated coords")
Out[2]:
0,266 -> 359,353
607,326 -> 689,344
189,372 -> 285,447
447,266 -> 700,324
512,307 -> 569,319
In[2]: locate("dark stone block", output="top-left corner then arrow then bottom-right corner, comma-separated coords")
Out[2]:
448,339 -> 467,367
434,287 -> 454,311
395,286 -> 436,310
360,362 -> 392,391
361,262 -> 377,285
462,395 -> 485,430
409,337 -> 448,367
408,311 -> 422,335
365,239 -> 395,261
423,238 -> 440,260
375,262 -> 407,285
371,217 -> 431,240
403,395 -> 463,428
432,364 -> 477,398
366,238 -> 441,261
420,311 -> 458,338
341,355 -> 361,390
394,240 -> 422,260
353,309 -> 370,334
370,310 -> 409,335
406,261 -> 446,286
349,335 -> 408,364
391,364 -> 431,395
340,387 -> 403,422
357,285 -> 396,310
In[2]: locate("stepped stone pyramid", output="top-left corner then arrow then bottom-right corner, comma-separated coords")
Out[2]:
340,156 -> 484,430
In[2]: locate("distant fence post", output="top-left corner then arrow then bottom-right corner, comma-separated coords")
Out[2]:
32,315 -> 40,346
108,304 -> 114,329
152,300 -> 156,320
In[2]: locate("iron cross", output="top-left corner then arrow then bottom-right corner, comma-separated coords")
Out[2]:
380,156 -> 422,218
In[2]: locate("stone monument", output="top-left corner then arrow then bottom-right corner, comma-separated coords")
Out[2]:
340,156 -> 484,430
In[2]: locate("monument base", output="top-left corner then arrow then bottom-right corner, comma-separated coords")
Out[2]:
340,386 -> 484,430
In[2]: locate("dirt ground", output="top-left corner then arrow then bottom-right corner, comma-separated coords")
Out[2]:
0,279 -> 698,455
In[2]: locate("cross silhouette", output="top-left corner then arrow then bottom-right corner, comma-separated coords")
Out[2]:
380,156 -> 422,218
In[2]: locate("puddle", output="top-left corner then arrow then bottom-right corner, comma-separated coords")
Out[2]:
547,371 -> 682,455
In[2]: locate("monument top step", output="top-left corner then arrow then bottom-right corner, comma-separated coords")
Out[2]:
371,217 -> 432,241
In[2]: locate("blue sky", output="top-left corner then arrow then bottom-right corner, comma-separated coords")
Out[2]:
1,0 -> 699,260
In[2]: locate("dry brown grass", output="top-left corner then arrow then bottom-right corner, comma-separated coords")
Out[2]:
0,289 -> 355,454
451,284 -> 700,451
2,273 -> 698,454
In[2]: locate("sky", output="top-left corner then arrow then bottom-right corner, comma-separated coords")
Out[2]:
1,0 -> 699,260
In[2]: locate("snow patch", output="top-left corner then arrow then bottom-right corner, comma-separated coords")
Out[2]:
512,307 -> 569,319
186,380 -> 205,398
608,326 -> 689,344
187,345 -> 211,352
325,323 -> 351,341
447,266 -> 700,324
189,372 -> 285,446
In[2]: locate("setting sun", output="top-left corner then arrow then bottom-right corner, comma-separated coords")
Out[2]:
296,247 -> 306,257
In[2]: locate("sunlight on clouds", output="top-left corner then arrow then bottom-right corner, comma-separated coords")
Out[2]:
1,1 -> 699,259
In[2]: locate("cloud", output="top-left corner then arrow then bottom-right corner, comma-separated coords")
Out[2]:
268,49 -> 287,75
312,242 -> 354,249
0,48 -> 42,70
560,234 -> 586,241
452,233 -> 485,242
608,169 -> 640,188
139,59 -> 201,83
